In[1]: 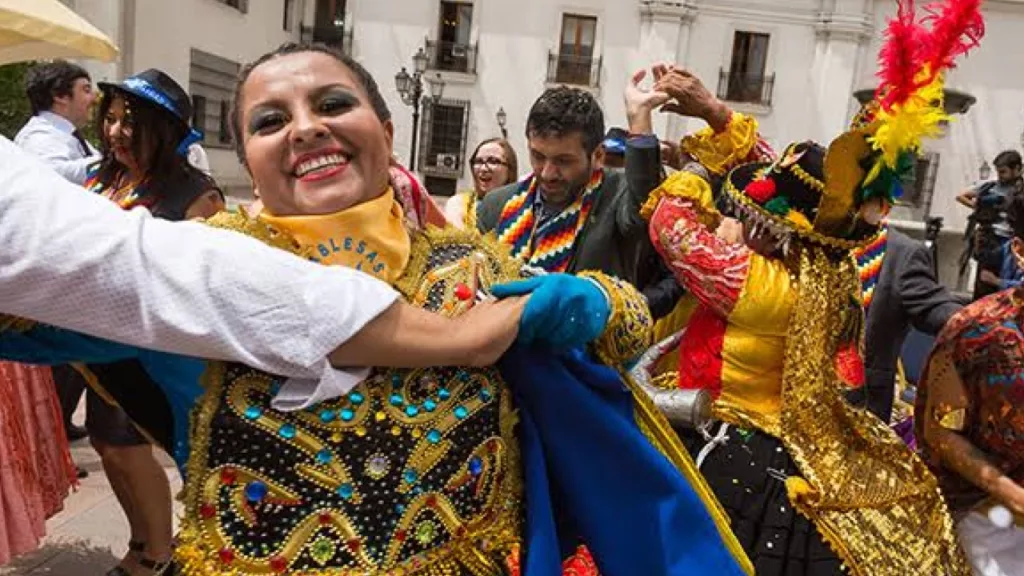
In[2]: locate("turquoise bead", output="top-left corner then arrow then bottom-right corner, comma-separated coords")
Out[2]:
479,388 -> 493,402
337,483 -> 354,499
349,392 -> 364,405
405,405 -> 419,417
316,449 -> 333,464
454,406 -> 469,420
403,469 -> 418,484
427,430 -> 442,444
319,409 -> 336,423
244,406 -> 263,420
389,394 -> 404,407
423,399 -> 437,412
438,389 -> 451,401
278,423 -> 296,439
340,408 -> 355,422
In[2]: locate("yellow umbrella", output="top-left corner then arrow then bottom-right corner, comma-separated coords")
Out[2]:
0,0 -> 118,65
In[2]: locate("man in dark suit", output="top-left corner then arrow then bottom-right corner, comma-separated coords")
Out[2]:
850,227 -> 963,423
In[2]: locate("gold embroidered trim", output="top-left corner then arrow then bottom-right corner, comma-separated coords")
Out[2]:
723,176 -> 879,251
578,270 -> 653,367
786,162 -> 826,193
680,113 -> 759,177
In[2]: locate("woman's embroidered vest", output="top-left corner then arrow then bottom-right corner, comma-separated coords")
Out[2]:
176,227 -> 526,576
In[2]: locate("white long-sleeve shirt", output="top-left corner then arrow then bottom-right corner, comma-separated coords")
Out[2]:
0,135 -> 398,395
14,112 -> 100,185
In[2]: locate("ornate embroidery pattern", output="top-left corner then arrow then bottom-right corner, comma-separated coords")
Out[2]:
651,198 -> 750,318
176,229 -> 527,576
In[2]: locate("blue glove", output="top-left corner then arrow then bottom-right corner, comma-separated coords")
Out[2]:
490,274 -> 610,352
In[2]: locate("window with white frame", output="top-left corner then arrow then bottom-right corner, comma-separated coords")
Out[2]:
549,14 -> 600,87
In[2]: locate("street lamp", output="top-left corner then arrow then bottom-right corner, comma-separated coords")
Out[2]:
496,106 -> 508,139
395,47 -> 445,169
979,160 -> 992,182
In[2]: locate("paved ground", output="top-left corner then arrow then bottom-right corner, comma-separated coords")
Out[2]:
2,410 -> 182,575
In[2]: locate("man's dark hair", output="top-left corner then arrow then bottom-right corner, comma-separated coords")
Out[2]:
994,149 -> 1022,171
24,60 -> 91,115
230,42 -> 391,164
526,87 -> 605,155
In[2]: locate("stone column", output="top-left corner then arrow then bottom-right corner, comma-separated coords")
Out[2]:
638,1 -> 697,141
808,0 -> 873,142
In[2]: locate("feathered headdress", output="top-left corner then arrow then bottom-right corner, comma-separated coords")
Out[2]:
722,0 -> 984,252
859,0 -> 984,202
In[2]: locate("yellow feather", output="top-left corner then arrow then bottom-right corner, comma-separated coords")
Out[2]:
867,71 -> 948,169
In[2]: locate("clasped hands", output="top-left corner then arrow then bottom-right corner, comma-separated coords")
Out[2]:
625,63 -> 732,137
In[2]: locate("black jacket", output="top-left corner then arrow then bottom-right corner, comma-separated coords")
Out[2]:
847,228 -> 962,422
476,137 -> 682,318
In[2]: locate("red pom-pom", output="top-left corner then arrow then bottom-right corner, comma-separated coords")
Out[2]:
744,178 -> 777,204
835,343 -> 865,389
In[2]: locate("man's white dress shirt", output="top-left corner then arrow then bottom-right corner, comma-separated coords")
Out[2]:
0,135 -> 399,400
14,111 -> 100,185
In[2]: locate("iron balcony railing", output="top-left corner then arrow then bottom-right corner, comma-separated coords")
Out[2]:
547,52 -> 602,88
717,68 -> 775,107
425,40 -> 478,75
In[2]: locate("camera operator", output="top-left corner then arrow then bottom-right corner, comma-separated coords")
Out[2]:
958,150 -> 1024,300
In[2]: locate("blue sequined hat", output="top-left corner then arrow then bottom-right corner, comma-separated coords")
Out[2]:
98,69 -> 203,154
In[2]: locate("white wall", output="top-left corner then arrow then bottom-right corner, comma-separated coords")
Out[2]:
350,0 -> 644,191
70,0 -> 301,196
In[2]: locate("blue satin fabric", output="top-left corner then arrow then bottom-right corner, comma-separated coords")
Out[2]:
500,346 -> 746,576
0,325 -> 205,469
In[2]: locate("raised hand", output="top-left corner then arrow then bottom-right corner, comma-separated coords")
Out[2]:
653,68 -> 730,132
625,67 -> 671,136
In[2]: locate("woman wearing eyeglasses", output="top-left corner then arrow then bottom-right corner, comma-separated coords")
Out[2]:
445,137 -> 518,228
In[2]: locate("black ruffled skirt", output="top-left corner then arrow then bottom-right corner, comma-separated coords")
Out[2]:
680,424 -> 846,575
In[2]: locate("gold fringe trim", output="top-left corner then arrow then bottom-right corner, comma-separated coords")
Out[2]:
680,113 -> 759,177
775,246 -> 970,575
578,270 -> 653,366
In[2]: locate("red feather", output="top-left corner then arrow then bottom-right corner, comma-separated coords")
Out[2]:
876,0 -> 926,110
920,0 -> 984,84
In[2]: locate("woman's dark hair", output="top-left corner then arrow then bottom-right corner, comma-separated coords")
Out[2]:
93,89 -> 216,205
25,60 -> 91,115
526,86 -> 605,155
469,137 -> 518,189
230,42 -> 392,164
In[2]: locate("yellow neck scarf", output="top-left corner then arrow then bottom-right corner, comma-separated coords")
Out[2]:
259,188 -> 411,283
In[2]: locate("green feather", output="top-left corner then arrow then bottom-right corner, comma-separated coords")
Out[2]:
764,196 -> 791,216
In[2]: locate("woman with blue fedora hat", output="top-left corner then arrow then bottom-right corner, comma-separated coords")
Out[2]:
85,68 -> 225,576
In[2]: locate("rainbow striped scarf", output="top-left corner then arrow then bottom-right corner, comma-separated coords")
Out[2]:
854,225 -> 888,310
495,171 -> 603,272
